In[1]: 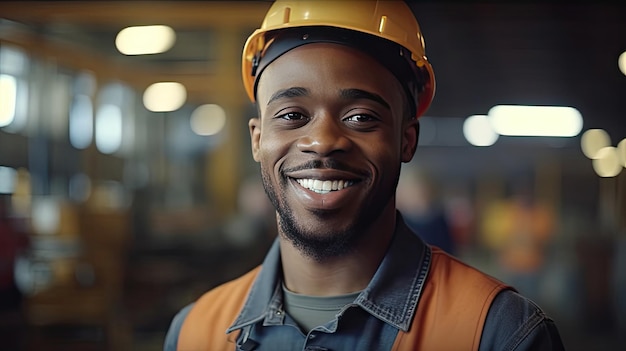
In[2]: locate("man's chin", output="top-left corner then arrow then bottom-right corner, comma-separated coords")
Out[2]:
278,216 -> 358,261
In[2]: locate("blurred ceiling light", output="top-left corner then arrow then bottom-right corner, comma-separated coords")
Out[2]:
581,128 -> 611,159
0,166 -> 17,194
143,82 -> 186,112
95,104 -> 122,154
0,74 -> 17,127
619,51 -> 626,76
617,138 -> 626,167
463,114 -> 498,146
190,104 -> 226,136
592,146 -> 622,177
115,25 -> 176,55
31,197 -> 61,235
487,105 -> 583,137
69,95 -> 94,149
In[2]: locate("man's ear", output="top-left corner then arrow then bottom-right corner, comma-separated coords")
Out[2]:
401,119 -> 419,163
249,117 -> 262,162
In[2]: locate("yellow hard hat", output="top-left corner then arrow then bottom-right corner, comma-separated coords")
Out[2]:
242,0 -> 435,118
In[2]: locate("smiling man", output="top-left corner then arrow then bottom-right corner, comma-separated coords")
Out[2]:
164,1 -> 565,350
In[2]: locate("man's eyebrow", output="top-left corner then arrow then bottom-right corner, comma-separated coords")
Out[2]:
267,87 -> 309,105
340,88 -> 390,110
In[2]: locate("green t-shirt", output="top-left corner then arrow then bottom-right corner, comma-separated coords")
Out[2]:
282,284 -> 361,332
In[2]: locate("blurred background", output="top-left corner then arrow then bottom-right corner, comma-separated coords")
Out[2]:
0,1 -> 625,350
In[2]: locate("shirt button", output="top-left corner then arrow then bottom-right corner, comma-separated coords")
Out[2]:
308,334 -> 316,339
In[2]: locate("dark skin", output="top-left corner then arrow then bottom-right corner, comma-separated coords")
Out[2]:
249,43 -> 419,296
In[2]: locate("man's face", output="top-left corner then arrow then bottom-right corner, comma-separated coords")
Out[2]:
249,43 -> 418,261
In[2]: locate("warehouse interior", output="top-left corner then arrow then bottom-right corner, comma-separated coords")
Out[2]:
0,1 -> 625,350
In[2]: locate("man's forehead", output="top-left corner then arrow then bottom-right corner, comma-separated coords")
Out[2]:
265,86 -> 392,111
257,43 -> 399,97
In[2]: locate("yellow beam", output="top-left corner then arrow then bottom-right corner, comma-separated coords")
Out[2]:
0,1 -> 270,29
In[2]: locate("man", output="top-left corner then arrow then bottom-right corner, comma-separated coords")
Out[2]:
165,1 -> 565,350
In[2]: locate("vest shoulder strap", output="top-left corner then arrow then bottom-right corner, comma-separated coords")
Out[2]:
177,265 -> 262,351
392,247 -> 510,351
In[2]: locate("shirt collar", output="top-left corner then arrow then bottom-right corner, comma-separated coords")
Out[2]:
227,212 -> 431,333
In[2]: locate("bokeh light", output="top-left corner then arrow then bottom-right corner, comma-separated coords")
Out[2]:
143,82 -> 186,112
463,114 -> 498,146
0,74 -> 17,127
618,51 -> 626,76
617,138 -> 626,167
488,105 -> 583,137
581,129 -> 611,159
190,104 -> 227,136
592,146 -> 622,177
115,25 -> 176,55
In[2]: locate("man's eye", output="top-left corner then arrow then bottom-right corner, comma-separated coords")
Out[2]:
344,114 -> 377,123
277,112 -> 306,120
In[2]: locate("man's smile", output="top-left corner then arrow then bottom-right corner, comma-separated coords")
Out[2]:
295,178 -> 356,194
284,166 -> 366,211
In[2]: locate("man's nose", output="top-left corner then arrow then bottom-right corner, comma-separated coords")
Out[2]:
296,115 -> 352,156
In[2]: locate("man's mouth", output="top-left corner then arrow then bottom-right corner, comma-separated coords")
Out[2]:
295,178 -> 355,194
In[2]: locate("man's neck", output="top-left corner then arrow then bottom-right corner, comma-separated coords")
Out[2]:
279,211 -> 396,296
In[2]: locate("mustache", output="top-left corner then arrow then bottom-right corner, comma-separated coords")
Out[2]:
283,159 -> 368,176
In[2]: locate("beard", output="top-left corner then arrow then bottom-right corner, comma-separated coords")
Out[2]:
260,166 -> 363,262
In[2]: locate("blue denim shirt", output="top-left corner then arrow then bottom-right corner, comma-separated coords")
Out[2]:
165,215 -> 565,351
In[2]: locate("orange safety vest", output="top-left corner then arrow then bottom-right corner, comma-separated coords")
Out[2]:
178,247 -> 509,351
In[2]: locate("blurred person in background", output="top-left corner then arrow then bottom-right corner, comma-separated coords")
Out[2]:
481,181 -> 556,303
396,165 -> 456,255
222,175 -> 277,249
165,1 -> 565,350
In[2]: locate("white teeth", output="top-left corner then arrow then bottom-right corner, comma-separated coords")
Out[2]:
296,178 -> 354,194
313,179 -> 323,190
